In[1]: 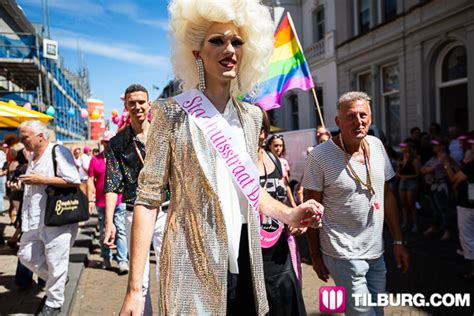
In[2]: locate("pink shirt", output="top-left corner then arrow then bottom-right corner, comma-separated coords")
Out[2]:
279,157 -> 290,179
88,152 -> 122,207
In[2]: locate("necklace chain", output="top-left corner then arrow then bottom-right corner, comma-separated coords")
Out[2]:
339,133 -> 375,195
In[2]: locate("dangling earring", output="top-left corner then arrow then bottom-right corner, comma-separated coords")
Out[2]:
196,58 -> 206,91
237,73 -> 242,92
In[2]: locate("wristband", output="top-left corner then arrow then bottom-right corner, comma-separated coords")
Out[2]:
393,240 -> 406,246
89,201 -> 95,203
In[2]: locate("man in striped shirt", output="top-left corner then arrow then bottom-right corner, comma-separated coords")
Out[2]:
303,91 -> 409,315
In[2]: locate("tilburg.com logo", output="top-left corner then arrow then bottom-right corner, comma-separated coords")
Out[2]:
320,286 -> 346,313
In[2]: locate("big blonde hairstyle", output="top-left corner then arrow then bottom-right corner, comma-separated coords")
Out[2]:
168,0 -> 275,98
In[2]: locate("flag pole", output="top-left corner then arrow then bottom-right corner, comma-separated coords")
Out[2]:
311,88 -> 325,129
286,12 -> 325,128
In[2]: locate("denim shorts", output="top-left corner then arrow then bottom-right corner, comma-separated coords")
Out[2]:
399,178 -> 418,192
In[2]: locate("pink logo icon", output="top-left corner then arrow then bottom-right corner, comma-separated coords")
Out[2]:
319,286 -> 346,313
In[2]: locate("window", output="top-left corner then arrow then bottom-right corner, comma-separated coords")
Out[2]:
437,45 -> 468,132
357,73 -> 372,98
381,64 -> 400,145
441,46 -> 467,82
383,0 -> 397,21
312,6 -> 325,42
359,0 -> 370,34
289,94 -> 299,130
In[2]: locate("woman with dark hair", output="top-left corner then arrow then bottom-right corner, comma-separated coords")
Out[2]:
4,134 -> 20,224
7,143 -> 28,234
265,134 -> 289,176
258,111 -> 306,315
265,134 -> 297,207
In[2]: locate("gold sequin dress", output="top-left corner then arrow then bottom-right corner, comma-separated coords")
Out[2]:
135,97 -> 269,315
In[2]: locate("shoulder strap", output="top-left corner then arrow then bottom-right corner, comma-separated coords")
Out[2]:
266,150 -> 283,178
51,144 -> 59,177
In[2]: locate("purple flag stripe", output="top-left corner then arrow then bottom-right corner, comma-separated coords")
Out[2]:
255,75 -> 313,111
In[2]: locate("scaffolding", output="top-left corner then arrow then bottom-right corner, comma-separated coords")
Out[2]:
0,29 -> 91,141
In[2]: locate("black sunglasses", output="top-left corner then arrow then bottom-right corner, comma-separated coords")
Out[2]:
270,134 -> 284,140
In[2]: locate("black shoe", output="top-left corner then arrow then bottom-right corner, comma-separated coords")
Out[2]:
35,295 -> 47,315
36,305 -> 61,316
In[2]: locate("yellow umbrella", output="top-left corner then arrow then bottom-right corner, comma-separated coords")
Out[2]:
0,101 -> 54,128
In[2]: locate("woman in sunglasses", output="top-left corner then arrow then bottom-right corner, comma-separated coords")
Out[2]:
265,134 -> 296,207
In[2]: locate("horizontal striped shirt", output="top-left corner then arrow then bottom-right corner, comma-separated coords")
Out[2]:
303,135 -> 395,259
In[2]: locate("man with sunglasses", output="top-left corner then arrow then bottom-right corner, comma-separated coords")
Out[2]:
303,92 -> 409,315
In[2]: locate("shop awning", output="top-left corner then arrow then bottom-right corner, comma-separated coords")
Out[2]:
0,101 -> 53,128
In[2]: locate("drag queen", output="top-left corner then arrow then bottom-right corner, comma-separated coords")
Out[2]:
120,0 -> 323,314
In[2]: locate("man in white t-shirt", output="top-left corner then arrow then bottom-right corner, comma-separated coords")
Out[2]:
303,91 -> 409,315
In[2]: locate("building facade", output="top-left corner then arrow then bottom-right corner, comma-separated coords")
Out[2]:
0,0 -> 90,140
301,0 -> 338,129
262,0 -> 339,130
335,0 -> 473,145
263,0 -> 473,144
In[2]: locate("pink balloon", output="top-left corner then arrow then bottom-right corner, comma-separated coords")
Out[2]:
111,114 -> 120,124
80,109 -> 89,118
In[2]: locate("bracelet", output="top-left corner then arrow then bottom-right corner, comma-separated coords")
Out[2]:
393,240 -> 406,246
88,201 -> 95,203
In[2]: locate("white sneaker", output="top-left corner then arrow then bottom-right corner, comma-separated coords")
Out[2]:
118,262 -> 129,275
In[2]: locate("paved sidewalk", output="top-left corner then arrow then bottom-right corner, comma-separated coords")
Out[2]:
69,245 -> 159,315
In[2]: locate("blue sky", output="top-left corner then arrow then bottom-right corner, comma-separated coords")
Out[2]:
17,0 -> 173,124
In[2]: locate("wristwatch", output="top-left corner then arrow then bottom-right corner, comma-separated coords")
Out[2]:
393,240 -> 406,246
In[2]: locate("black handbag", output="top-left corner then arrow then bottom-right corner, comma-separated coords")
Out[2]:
44,145 -> 89,226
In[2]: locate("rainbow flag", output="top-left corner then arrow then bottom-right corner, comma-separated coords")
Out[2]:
251,14 -> 314,111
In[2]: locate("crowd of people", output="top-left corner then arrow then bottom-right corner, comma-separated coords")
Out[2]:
0,0 -> 472,315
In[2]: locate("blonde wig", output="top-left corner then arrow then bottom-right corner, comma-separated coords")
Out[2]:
168,0 -> 275,97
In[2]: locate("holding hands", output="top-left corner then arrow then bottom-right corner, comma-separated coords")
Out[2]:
287,199 -> 324,229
